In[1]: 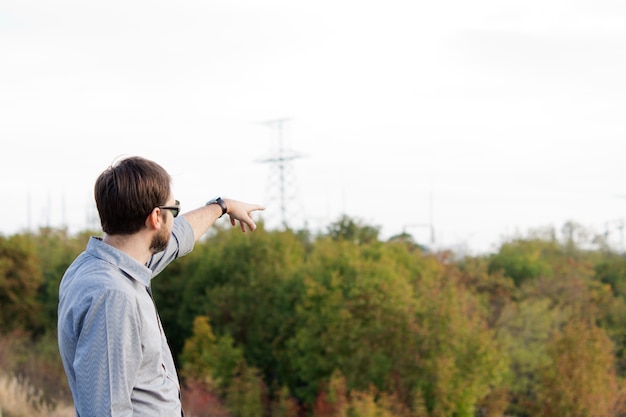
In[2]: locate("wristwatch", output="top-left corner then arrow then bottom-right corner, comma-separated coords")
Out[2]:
206,197 -> 228,218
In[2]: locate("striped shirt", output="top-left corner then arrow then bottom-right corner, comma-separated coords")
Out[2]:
58,218 -> 195,416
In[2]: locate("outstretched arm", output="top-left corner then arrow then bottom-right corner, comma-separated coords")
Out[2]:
182,197 -> 265,241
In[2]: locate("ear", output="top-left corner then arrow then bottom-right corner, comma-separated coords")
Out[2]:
145,208 -> 162,230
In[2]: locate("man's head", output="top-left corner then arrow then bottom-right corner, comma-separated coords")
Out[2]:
95,156 -> 173,235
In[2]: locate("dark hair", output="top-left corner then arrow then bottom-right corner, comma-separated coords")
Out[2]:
94,156 -> 172,234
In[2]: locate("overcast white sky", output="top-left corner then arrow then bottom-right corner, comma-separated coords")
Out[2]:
1,0 -> 626,254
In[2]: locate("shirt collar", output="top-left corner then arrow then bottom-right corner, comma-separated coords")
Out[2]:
86,236 -> 153,288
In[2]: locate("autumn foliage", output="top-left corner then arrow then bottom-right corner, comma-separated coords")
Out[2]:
1,218 -> 626,416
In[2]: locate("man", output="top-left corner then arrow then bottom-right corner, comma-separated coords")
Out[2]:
58,156 -> 264,416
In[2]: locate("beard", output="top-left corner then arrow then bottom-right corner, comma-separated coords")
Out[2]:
149,226 -> 171,254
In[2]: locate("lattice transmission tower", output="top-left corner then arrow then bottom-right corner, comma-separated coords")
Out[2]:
256,118 -> 306,230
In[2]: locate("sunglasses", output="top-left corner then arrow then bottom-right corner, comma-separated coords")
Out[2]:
158,200 -> 181,218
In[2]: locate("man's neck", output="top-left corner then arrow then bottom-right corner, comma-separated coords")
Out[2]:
102,233 -> 153,265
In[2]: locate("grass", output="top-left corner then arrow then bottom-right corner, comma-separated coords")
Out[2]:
0,372 -> 74,417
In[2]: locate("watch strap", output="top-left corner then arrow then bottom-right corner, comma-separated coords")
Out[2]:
206,197 -> 228,217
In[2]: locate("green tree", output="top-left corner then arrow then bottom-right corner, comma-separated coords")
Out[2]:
156,225 -> 307,394
286,237 -> 418,405
487,232 -> 626,415
457,255 -> 516,327
288,234 -> 508,414
180,315 -> 244,391
412,260 -> 508,417
0,234 -> 43,332
496,298 -> 562,415
34,227 -> 91,332
326,215 -> 380,245
488,239 -> 559,286
594,252 -> 626,297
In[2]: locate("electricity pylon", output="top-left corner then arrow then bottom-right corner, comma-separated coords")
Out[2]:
256,118 -> 305,229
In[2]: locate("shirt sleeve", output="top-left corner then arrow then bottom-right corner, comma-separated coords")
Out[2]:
73,289 -> 142,417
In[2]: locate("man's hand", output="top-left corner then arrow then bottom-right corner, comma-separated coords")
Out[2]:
223,198 -> 265,232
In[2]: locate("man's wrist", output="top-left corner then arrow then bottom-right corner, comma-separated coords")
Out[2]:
206,197 -> 228,218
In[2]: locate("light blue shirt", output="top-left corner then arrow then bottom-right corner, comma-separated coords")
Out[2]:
58,218 -> 195,416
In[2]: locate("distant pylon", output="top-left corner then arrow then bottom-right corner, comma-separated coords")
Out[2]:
256,118 -> 305,230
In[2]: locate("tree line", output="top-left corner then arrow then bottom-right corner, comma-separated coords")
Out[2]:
1,216 -> 626,416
